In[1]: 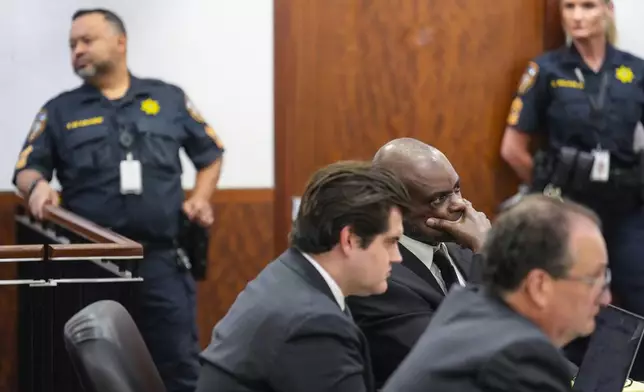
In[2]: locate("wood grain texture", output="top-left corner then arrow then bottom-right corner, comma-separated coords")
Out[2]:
0,189 -> 273,390
195,189 -> 274,347
0,192 -> 19,392
0,244 -> 43,260
545,0 -> 566,50
12,196 -> 143,260
274,0 -> 560,253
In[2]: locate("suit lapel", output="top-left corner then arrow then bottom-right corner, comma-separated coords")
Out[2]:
357,328 -> 375,391
280,248 -> 338,305
390,262 -> 446,309
281,248 -> 376,391
442,243 -> 465,275
444,243 -> 481,282
399,243 -> 445,294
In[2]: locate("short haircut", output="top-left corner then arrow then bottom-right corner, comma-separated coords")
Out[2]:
289,161 -> 411,254
72,9 -> 127,36
482,194 -> 601,294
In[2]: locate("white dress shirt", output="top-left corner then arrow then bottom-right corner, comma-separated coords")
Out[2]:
398,235 -> 466,293
301,251 -> 346,311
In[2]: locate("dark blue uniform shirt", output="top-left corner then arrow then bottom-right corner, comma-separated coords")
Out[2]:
508,44 -> 644,167
13,75 -> 225,243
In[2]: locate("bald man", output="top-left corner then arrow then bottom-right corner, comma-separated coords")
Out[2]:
346,138 -> 491,387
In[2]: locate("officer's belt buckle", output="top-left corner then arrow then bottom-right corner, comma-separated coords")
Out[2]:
543,183 -> 563,201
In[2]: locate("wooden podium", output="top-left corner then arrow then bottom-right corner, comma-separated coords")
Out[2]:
2,201 -> 143,392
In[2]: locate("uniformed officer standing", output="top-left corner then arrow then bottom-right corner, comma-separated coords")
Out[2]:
500,0 -> 644,379
12,9 -> 224,392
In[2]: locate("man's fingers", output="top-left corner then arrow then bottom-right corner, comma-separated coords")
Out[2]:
50,191 -> 60,206
31,199 -> 46,220
183,202 -> 196,218
199,214 -> 214,227
426,218 -> 453,231
199,205 -> 213,225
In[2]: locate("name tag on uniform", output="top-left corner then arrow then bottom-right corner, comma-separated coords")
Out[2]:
120,155 -> 143,194
590,150 -> 610,182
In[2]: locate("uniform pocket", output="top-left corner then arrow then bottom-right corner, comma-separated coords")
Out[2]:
610,86 -> 644,124
547,93 -> 591,145
64,125 -> 113,171
135,118 -> 182,173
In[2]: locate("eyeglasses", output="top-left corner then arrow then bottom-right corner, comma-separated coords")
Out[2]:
561,268 -> 611,292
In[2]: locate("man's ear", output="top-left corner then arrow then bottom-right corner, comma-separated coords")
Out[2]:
524,269 -> 555,309
339,226 -> 357,255
117,35 -> 127,53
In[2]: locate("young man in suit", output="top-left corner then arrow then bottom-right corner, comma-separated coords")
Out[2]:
196,161 -> 411,392
383,195 -> 612,392
346,137 -> 491,387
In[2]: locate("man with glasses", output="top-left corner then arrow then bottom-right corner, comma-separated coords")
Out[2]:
382,194 -> 612,392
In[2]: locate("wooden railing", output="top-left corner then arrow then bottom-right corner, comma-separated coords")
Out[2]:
5,198 -> 144,287
43,204 -> 143,260
5,198 -> 144,392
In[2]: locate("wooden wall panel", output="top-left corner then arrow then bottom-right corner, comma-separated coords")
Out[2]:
196,189 -> 274,347
545,0 -> 566,50
274,0 -> 561,253
0,193 -> 18,392
0,189 -> 273,390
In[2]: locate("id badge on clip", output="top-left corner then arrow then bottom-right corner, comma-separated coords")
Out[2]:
120,153 -> 143,194
590,149 -> 610,183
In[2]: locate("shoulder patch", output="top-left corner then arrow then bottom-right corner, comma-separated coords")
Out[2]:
507,97 -> 523,126
28,109 -> 47,143
185,96 -> 205,124
15,145 -> 34,170
517,62 -> 539,95
205,125 -> 224,149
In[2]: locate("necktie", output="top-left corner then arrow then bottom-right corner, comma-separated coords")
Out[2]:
433,249 -> 458,291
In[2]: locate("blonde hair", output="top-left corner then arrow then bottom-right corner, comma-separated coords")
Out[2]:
605,0 -> 618,45
563,0 -> 618,46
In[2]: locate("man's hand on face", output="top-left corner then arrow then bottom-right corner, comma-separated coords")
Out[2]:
425,200 -> 491,252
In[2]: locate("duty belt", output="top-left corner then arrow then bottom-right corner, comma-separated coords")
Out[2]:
536,147 -> 643,197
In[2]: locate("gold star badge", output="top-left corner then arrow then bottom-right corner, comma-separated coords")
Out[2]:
615,65 -> 634,84
141,98 -> 160,115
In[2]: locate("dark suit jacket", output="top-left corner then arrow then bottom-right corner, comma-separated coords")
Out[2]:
382,285 -> 574,392
197,248 -> 374,392
346,242 -> 482,387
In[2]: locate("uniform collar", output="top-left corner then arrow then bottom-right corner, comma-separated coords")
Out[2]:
561,42 -> 619,69
78,72 -> 149,103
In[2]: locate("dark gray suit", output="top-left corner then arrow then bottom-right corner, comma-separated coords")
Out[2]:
197,248 -> 374,392
346,242 -> 482,388
382,285 -> 574,392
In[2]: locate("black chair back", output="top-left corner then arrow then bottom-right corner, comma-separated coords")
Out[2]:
63,300 -> 166,392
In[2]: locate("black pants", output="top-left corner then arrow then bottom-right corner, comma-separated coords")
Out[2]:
130,248 -> 201,392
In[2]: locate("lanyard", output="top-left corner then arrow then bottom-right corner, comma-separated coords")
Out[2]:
575,68 -> 609,149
